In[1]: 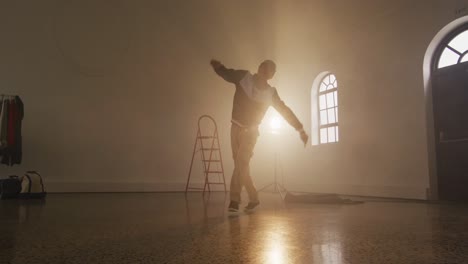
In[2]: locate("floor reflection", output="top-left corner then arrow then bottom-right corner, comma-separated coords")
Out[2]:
1,193 -> 468,263
184,192 -> 228,226
264,230 -> 288,264
0,201 -> 19,264
0,200 -> 46,264
312,224 -> 344,264
312,241 -> 343,264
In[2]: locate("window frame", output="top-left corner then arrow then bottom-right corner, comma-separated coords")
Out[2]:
318,74 -> 339,144
433,24 -> 468,70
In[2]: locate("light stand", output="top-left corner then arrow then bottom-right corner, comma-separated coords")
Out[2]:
258,123 -> 287,200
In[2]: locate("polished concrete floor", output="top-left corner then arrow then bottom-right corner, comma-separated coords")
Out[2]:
1,192 -> 468,264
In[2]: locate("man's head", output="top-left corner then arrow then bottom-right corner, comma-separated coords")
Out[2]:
257,60 -> 276,81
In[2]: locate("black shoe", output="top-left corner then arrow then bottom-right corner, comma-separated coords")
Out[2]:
244,201 -> 260,211
228,201 -> 239,212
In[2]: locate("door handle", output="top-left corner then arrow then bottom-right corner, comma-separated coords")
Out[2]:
439,131 -> 444,141
439,131 -> 468,143
440,138 -> 468,143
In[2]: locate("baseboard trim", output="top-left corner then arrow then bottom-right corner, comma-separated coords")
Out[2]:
46,181 -> 188,193
46,181 -> 428,200
283,183 -> 428,200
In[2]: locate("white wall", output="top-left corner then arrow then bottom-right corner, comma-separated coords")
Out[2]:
0,0 -> 467,199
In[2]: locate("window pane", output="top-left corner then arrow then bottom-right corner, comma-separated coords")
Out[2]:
461,53 -> 468,63
330,74 -> 336,85
320,128 -> 328,144
334,91 -> 338,106
326,92 -> 334,108
320,110 -> 328,125
327,108 -> 336,123
438,48 -> 459,68
328,127 -> 336,142
448,30 -> 468,53
334,79 -> 338,88
320,83 -> 327,92
336,126 -> 339,142
319,95 -> 326,110
335,107 -> 339,122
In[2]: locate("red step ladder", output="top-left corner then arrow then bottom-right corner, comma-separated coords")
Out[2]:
185,115 -> 227,193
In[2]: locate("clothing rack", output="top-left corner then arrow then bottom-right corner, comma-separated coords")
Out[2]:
1,95 -> 18,101
0,95 -> 24,166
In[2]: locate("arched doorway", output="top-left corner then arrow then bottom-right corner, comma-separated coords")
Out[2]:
431,24 -> 468,200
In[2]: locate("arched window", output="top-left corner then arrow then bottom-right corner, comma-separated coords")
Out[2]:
318,74 -> 339,144
436,27 -> 468,69
311,72 -> 339,145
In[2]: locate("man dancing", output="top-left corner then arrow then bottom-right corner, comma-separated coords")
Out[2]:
210,59 -> 308,212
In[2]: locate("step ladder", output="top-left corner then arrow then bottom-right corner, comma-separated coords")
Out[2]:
185,115 -> 227,194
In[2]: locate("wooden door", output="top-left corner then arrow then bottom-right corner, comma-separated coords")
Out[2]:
433,61 -> 468,200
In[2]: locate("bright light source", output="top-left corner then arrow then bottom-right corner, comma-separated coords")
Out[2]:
270,116 -> 282,131
261,109 -> 283,135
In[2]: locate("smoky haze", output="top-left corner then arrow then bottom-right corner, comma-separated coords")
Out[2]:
0,0 -> 446,198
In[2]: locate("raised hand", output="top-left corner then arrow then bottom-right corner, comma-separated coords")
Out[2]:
299,130 -> 309,147
210,59 -> 222,69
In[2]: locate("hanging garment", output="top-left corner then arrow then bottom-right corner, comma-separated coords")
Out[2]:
0,97 -> 8,148
0,97 -> 3,148
7,98 -> 16,147
1,98 -> 13,165
11,96 -> 23,165
0,96 -> 24,166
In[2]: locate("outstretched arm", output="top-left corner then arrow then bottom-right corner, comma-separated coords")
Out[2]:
210,59 -> 246,84
272,90 -> 309,146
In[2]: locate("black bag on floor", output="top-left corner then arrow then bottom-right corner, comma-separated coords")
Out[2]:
19,171 -> 47,199
0,175 -> 22,199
